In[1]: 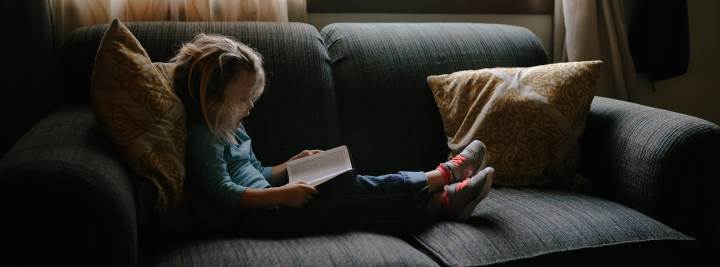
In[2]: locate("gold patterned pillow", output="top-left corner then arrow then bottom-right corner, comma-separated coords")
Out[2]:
427,61 -> 602,186
90,19 -> 186,213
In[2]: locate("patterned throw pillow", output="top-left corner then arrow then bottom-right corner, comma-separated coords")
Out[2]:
90,19 -> 186,213
427,61 -> 602,186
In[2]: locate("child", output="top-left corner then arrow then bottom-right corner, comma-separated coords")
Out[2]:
170,33 -> 495,234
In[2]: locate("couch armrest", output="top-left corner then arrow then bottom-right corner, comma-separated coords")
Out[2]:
580,96 -> 720,252
0,107 -> 138,267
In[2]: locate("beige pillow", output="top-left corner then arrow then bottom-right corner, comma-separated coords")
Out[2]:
90,19 -> 186,213
427,61 -> 602,186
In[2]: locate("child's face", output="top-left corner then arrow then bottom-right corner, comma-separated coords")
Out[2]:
226,71 -> 259,125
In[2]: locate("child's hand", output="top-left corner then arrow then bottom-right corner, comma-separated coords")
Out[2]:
289,149 -> 323,161
277,181 -> 318,207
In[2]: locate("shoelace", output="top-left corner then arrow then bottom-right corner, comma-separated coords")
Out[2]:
436,154 -> 469,185
441,178 -> 471,208
450,155 -> 466,166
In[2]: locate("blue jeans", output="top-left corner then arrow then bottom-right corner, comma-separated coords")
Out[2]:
226,171 -> 434,236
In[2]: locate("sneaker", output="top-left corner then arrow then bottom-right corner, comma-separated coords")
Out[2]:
442,167 -> 494,221
436,140 -> 487,185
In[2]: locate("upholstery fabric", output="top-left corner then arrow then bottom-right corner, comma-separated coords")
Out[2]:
321,23 -> 548,176
91,19 -> 186,212
4,22 -> 718,267
581,96 -> 720,253
143,231 -> 439,267
413,186 -> 694,266
427,61 -> 602,186
0,107 -> 139,267
63,21 -> 343,165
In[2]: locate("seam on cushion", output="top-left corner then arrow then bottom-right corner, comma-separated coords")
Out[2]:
325,34 -> 347,64
485,237 -> 695,266
412,235 -> 694,267
410,235 -> 454,267
326,35 -> 345,50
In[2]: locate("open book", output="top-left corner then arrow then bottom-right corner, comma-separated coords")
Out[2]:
287,145 -> 353,187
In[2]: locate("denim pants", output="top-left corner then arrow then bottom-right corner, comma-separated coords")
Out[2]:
227,171 -> 434,236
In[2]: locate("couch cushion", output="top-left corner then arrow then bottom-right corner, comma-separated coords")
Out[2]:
426,61 -> 602,187
413,187 -> 694,266
143,231 -> 439,267
90,19 -> 186,213
62,21 -> 342,163
321,23 -> 548,175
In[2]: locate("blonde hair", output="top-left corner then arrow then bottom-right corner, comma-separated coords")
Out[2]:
171,33 -> 265,143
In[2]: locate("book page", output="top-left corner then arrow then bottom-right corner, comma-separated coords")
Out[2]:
287,145 -> 352,187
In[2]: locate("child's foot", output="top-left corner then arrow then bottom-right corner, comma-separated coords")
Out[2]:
441,167 -> 494,221
436,140 -> 487,185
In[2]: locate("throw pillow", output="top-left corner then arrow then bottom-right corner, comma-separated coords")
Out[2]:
427,61 -> 602,186
90,19 -> 186,215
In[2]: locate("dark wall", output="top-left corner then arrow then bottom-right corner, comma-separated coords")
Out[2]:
1,0 -> 61,157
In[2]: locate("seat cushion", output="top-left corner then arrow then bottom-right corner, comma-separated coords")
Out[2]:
413,187 -> 694,266
143,231 -> 439,267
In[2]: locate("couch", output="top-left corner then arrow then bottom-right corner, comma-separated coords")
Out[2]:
1,21 -> 718,267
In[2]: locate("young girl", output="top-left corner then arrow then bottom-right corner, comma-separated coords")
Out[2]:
171,34 -> 495,234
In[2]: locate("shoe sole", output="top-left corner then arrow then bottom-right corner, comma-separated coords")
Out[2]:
457,169 -> 494,221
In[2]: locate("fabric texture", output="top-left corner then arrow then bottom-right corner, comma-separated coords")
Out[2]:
413,186 -> 694,266
5,21 -> 719,267
143,231 -> 439,267
427,61 -> 602,186
0,107 -> 139,267
63,21 -> 343,166
580,96 -> 720,253
321,23 -> 548,176
90,19 -> 186,212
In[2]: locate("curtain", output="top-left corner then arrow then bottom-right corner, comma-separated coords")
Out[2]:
553,0 -> 637,101
50,0 -> 307,48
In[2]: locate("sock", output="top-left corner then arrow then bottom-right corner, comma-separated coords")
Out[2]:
436,140 -> 487,185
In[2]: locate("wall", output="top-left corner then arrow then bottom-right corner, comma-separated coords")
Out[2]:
308,4 -> 720,125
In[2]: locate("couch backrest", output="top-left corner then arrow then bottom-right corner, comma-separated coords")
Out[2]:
320,23 -> 548,175
62,22 -> 549,174
62,22 -> 343,164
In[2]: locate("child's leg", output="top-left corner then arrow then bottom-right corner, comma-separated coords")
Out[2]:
230,171 -> 435,236
298,171 -> 434,223
228,141 -> 490,235
428,167 -> 495,221
425,169 -> 446,192
229,168 -> 494,236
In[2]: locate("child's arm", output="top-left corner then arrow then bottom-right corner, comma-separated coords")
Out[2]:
239,182 -> 318,208
201,162 -> 319,210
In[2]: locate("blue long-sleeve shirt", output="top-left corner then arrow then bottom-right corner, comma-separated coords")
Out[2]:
187,123 -> 272,211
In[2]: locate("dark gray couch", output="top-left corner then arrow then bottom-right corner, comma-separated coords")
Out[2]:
1,22 -> 718,267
